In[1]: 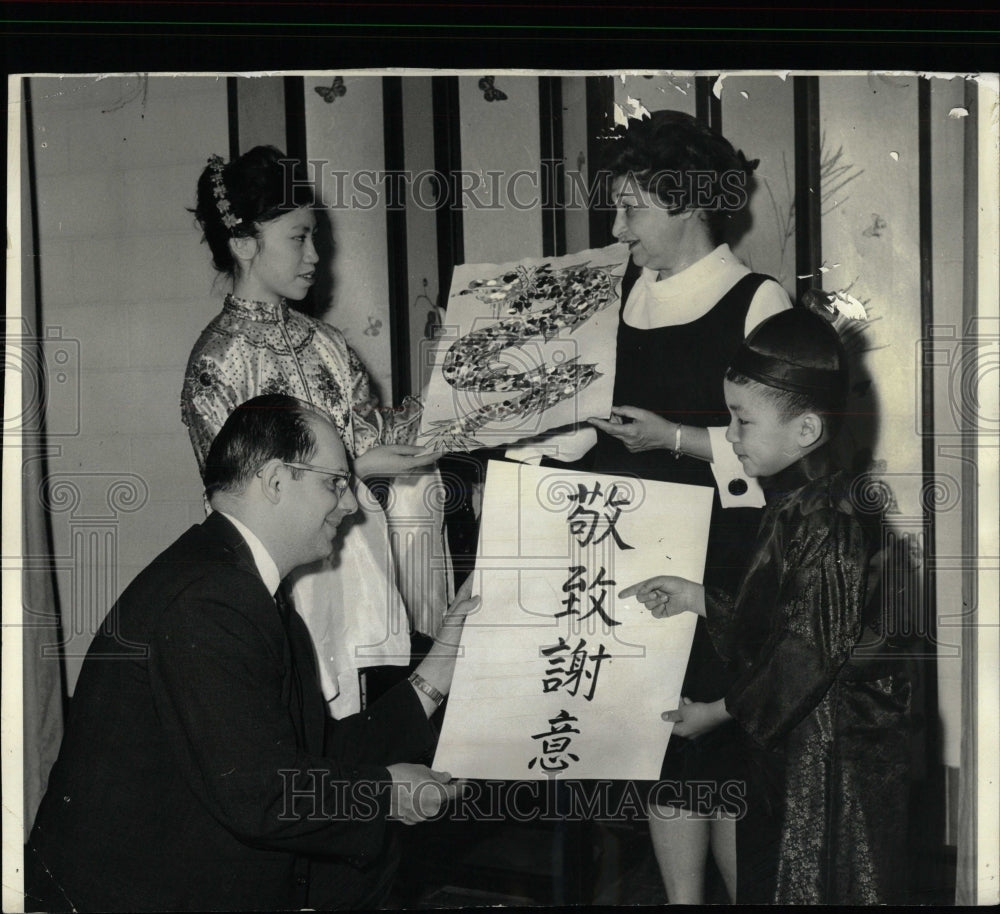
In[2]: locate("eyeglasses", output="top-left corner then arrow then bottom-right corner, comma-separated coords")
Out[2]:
283,462 -> 353,497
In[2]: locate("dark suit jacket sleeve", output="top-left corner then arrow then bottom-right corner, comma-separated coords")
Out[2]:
148,567 -> 421,859
321,676 -> 436,766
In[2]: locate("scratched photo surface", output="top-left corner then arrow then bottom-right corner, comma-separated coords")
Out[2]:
7,69 -> 998,910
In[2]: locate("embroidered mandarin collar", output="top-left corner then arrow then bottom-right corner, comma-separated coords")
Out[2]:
224,293 -> 289,323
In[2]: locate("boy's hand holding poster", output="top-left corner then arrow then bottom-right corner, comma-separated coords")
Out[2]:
434,461 -> 713,781
417,244 -> 628,452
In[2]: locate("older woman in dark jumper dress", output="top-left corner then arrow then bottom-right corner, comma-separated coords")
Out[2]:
584,111 -> 790,903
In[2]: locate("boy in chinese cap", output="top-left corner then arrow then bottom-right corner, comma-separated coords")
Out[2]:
621,307 -> 912,904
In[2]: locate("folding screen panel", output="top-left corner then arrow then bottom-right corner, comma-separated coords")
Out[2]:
720,74 -> 798,293
458,74 -> 544,264
27,76 -> 230,691
400,76 -> 440,398
304,75 -> 395,405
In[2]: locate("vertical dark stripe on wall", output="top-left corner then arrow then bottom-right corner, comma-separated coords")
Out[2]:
585,75 -> 615,249
226,77 -> 240,161
432,76 -> 463,309
918,77 -> 937,613
539,77 -> 566,258
793,76 -> 822,304
694,77 -> 722,134
383,76 -> 410,403
709,85 -> 722,135
916,77 -> 949,896
283,76 -> 306,163
916,85 -> 949,876
695,77 -> 710,126
23,80 -> 44,343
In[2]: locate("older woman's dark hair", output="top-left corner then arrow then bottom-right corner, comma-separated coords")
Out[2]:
605,110 -> 758,241
193,145 -> 317,278
203,394 -> 323,494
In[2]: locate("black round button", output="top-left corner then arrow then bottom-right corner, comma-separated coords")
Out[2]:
728,479 -> 749,496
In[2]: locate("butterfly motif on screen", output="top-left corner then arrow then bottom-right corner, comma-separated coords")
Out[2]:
478,76 -> 507,102
315,76 -> 346,103
862,214 -> 887,238
363,316 -> 383,337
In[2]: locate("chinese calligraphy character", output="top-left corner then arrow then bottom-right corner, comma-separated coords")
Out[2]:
528,709 -> 581,773
541,636 -> 613,701
557,565 -> 620,626
566,482 -> 634,550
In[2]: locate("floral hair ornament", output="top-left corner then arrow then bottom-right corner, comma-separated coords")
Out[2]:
208,154 -> 242,232
800,287 -> 869,323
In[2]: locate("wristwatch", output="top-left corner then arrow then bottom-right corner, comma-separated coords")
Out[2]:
408,671 -> 445,708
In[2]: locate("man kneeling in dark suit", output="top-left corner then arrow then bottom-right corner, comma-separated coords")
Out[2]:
26,394 -> 476,912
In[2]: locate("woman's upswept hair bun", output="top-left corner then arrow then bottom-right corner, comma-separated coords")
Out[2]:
193,145 -> 316,278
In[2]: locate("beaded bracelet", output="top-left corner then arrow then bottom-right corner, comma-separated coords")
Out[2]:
673,423 -> 683,460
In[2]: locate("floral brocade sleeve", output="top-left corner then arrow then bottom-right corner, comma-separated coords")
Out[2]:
181,355 -> 241,479
343,343 -> 423,454
180,305 -> 424,474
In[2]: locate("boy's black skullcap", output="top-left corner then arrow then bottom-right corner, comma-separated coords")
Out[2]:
729,307 -> 848,400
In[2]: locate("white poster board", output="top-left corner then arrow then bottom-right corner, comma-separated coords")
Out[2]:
417,244 -> 628,452
434,460 -> 713,781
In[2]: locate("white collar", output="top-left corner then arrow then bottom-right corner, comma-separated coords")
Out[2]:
623,243 -> 751,329
216,510 -> 281,597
